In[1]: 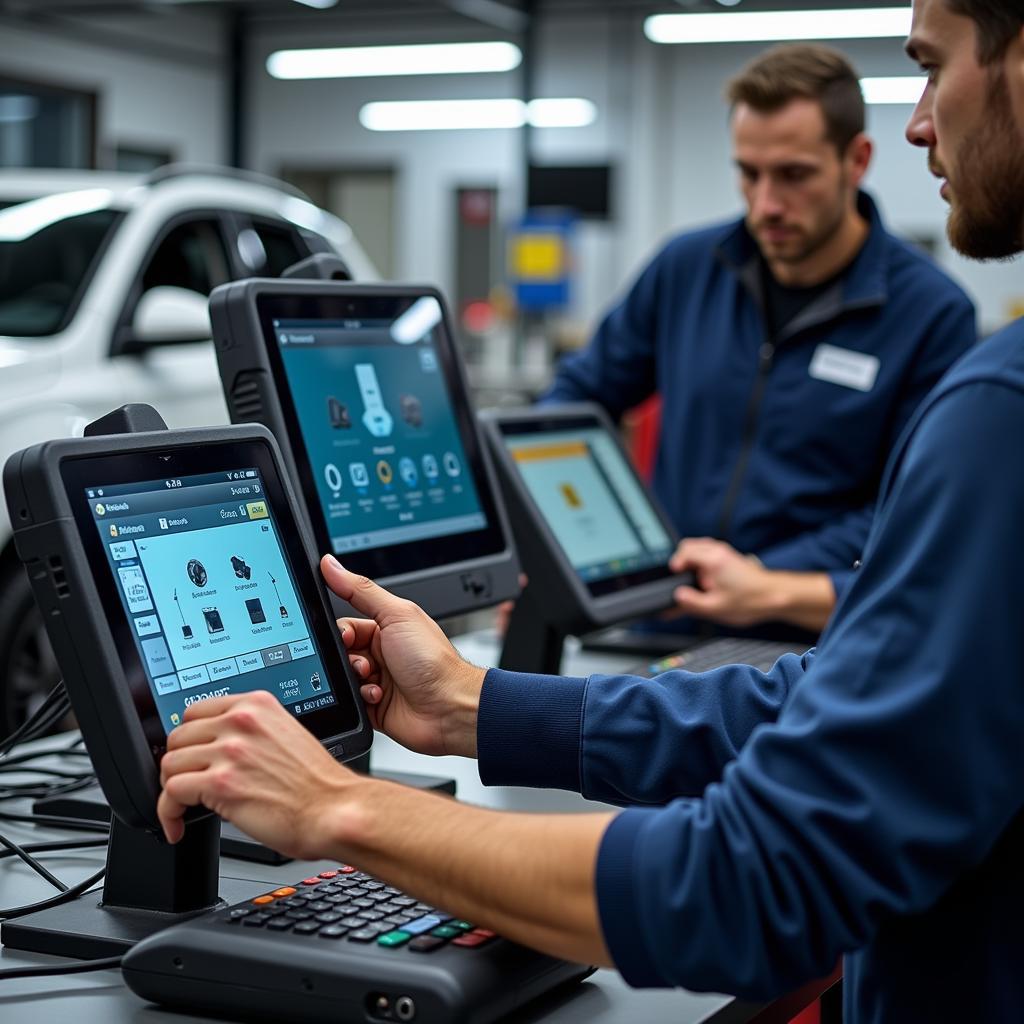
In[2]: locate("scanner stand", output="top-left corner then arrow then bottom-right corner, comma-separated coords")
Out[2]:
498,585 -> 568,676
0,814 -> 262,959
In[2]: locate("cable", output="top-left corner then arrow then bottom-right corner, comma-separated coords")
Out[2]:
0,682 -> 69,758
0,955 -> 122,980
0,838 -> 107,860
0,809 -> 109,832
0,866 -> 105,920
0,832 -> 68,892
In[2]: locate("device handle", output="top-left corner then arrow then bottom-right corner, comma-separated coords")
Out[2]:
84,404 -> 169,437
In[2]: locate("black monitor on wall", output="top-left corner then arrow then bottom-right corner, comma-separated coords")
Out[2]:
527,164 -> 613,219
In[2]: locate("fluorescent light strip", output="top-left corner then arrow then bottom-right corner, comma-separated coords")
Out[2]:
359,97 -> 597,132
292,0 -> 339,8
267,41 -> 522,80
645,7 -> 912,44
860,76 -> 926,105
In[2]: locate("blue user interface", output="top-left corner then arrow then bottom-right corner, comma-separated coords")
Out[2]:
273,297 -> 487,554
505,427 -> 674,583
87,469 -> 337,734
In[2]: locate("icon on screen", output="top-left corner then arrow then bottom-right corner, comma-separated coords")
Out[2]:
324,463 -> 343,498
173,589 -> 193,639
327,397 -> 351,429
95,503 -> 106,516
245,598 -> 266,625
186,559 -> 208,588
400,394 -> 423,428
310,672 -> 323,692
203,607 -> 225,634
170,713 -> 181,727
376,460 -> 393,485
109,524 -> 119,538
422,454 -> 439,481
268,572 -> 288,619
159,517 -> 169,530
443,451 -> 461,477
399,457 -> 418,488
559,482 -> 583,509
231,556 -> 251,581
349,462 -> 369,488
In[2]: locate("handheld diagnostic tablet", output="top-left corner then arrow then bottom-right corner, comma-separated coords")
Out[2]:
480,403 -> 687,637
3,424 -> 372,832
210,281 -> 519,618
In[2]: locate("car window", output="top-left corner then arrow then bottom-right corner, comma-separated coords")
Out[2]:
249,218 -> 311,277
0,207 -> 122,338
141,218 -> 231,296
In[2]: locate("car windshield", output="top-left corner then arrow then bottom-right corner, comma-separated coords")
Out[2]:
0,199 -> 123,338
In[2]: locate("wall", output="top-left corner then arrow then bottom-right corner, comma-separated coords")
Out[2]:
0,10 -> 229,168
248,8 -> 1023,338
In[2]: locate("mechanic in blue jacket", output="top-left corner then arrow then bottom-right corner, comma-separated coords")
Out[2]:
157,2 -> 1024,1022
545,44 -> 976,635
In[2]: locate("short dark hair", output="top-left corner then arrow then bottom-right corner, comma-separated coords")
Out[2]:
945,1 -> 1023,65
726,44 -> 865,155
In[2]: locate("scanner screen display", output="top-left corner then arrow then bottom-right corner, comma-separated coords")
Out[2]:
505,427 -> 674,585
272,297 -> 487,555
86,468 -> 338,735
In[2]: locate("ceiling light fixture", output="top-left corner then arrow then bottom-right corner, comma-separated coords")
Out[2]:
291,0 -> 339,8
860,76 -> 926,105
359,97 -> 597,132
645,7 -> 912,44
267,41 -> 522,80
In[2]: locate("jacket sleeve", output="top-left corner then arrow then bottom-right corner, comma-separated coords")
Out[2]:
755,288 -> 976,586
476,650 -> 812,806
596,380 -> 1024,999
540,245 -> 668,416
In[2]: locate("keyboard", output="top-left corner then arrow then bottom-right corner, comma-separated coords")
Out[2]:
122,865 -> 592,1023
631,637 -> 809,677
225,865 -> 484,950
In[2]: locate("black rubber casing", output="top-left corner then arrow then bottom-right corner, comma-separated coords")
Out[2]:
3,424 -> 372,833
209,279 -> 520,619
479,403 -> 691,635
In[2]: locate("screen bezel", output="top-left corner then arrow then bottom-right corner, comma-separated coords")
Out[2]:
254,288 -> 508,580
61,437 -> 365,758
493,408 -> 680,598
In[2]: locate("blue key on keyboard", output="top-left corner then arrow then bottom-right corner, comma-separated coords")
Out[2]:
403,915 -> 443,935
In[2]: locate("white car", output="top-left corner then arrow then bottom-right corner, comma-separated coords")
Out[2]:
0,166 -> 376,732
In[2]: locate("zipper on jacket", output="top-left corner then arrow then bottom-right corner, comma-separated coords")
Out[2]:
715,339 -> 776,541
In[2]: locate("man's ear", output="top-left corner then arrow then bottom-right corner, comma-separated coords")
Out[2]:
845,132 -> 874,189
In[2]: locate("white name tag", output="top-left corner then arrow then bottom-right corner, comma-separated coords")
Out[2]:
809,344 -> 880,392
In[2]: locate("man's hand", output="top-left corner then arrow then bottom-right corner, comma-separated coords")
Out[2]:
669,538 -> 835,632
323,555 -> 486,758
158,690 -> 358,856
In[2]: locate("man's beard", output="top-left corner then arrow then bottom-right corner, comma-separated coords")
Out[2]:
753,192 -> 847,267
946,68 -> 1024,260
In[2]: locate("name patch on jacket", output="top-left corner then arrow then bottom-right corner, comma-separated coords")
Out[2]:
809,344 -> 880,392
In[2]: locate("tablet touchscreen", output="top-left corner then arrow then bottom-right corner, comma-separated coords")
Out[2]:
63,443 -> 362,748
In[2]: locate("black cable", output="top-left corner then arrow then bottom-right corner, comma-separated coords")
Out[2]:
0,955 -> 122,980
0,867 -> 105,920
0,809 -> 109,832
0,831 -> 68,892
0,838 -> 107,859
0,683 -> 68,758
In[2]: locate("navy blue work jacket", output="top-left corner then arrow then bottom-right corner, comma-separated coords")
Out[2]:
479,319 -> 1024,1022
544,193 -> 976,594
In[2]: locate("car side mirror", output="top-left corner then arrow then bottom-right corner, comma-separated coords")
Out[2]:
130,286 -> 211,345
